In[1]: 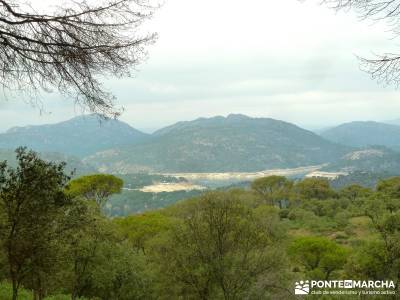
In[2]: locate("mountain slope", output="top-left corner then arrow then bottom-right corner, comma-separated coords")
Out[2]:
321,121 -> 400,150
323,146 -> 400,174
86,114 -> 350,173
0,114 -> 149,157
0,149 -> 97,176
384,118 -> 400,126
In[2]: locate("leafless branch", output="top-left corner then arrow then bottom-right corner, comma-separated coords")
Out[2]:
0,0 -> 158,117
320,0 -> 400,87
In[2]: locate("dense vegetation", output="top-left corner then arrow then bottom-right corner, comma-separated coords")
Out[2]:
0,149 -> 399,299
106,173 -> 203,216
107,189 -> 203,216
330,171 -> 399,189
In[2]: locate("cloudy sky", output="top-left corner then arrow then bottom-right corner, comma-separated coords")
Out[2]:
0,0 -> 399,132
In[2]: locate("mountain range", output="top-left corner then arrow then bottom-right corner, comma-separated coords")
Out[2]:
1,114 -> 400,175
85,114 -> 350,173
0,149 -> 97,176
0,114 -> 148,157
321,121 -> 400,151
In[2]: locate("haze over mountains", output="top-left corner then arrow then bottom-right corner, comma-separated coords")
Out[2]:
321,121 -> 400,151
322,146 -> 400,174
1,114 -> 400,175
88,114 -> 349,173
0,114 -> 148,157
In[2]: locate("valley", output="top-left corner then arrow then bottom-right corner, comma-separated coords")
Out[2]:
160,165 -> 325,181
2,113 -> 400,215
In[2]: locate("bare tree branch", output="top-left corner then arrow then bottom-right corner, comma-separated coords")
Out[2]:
320,0 -> 400,87
0,0 -> 158,117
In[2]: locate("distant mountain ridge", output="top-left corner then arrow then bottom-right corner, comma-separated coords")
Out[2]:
4,114 -> 400,175
384,118 -> 400,126
321,121 -> 400,151
0,114 -> 149,157
323,146 -> 400,174
85,114 -> 350,173
0,149 -> 96,176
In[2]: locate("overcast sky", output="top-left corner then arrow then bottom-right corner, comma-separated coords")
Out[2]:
0,0 -> 399,132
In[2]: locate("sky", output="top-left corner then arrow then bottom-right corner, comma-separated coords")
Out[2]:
0,0 -> 399,132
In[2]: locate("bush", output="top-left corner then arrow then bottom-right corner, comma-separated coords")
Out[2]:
279,208 -> 290,219
287,208 -> 316,222
0,281 -> 88,300
0,281 -> 32,300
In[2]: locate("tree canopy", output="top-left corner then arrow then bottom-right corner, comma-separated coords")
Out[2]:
1,156 -> 400,298
0,147 -> 72,300
67,174 -> 123,207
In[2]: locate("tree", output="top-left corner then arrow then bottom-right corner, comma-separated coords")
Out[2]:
0,147 -> 71,300
288,236 -> 348,280
150,191 -> 289,299
321,0 -> 400,87
0,0 -> 157,116
67,174 -> 123,208
339,184 -> 372,201
294,178 -> 336,201
376,177 -> 400,199
345,240 -> 390,281
363,195 -> 400,294
114,211 -> 172,254
65,212 -> 150,300
251,176 -> 292,208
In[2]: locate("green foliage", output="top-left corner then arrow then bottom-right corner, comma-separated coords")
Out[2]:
113,211 -> 173,253
149,191 -> 289,299
0,281 -> 89,300
331,171 -> 395,189
0,282 -> 32,300
251,175 -> 292,207
345,240 -> 389,280
107,189 -> 202,216
0,149 -> 97,177
2,148 -> 400,299
288,236 -> 348,280
376,176 -> 400,199
0,147 -> 72,300
294,178 -> 337,200
339,184 -> 372,201
67,174 -> 123,207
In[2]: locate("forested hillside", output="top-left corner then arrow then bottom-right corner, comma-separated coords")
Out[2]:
86,114 -> 349,173
0,149 -> 399,299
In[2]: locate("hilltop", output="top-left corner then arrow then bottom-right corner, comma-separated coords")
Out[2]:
0,114 -> 148,157
321,121 -> 400,151
86,114 -> 349,173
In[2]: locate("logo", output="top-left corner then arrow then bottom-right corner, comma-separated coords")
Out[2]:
294,280 -> 396,296
344,280 -> 353,289
295,280 -> 310,295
